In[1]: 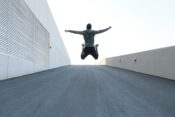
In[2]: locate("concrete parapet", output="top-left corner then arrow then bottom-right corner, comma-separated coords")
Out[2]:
101,46 -> 175,80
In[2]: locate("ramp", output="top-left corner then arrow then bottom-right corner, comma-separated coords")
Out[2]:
0,65 -> 175,117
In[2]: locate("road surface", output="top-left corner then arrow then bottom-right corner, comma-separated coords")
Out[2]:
0,65 -> 175,117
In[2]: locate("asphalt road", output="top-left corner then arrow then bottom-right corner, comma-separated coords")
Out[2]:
0,65 -> 175,117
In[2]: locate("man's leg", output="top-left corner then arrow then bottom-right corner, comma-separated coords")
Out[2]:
81,47 -> 88,60
91,47 -> 98,60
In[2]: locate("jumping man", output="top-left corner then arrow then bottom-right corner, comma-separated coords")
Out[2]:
65,23 -> 111,60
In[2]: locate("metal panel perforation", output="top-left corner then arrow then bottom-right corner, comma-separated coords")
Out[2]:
0,0 -> 49,67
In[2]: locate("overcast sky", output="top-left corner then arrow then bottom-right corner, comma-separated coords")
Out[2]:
47,0 -> 175,65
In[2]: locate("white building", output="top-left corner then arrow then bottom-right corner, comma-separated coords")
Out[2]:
0,0 -> 70,80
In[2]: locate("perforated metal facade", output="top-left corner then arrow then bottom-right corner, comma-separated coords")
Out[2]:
0,0 -> 49,66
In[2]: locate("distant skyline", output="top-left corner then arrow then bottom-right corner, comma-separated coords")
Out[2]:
47,0 -> 175,65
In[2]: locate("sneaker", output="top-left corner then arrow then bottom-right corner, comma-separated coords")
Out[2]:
95,44 -> 99,51
82,44 -> 85,49
95,44 -> 99,48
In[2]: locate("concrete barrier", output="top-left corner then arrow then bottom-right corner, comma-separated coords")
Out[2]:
101,46 -> 175,80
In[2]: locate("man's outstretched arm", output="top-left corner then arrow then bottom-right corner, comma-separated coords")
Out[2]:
95,26 -> 112,34
65,30 -> 83,35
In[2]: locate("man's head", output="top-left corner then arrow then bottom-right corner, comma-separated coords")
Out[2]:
86,23 -> 92,30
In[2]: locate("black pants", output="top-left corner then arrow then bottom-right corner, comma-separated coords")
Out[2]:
81,47 -> 98,60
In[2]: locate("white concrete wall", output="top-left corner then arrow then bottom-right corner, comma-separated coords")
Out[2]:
24,0 -> 70,68
0,0 -> 70,80
102,46 -> 175,80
